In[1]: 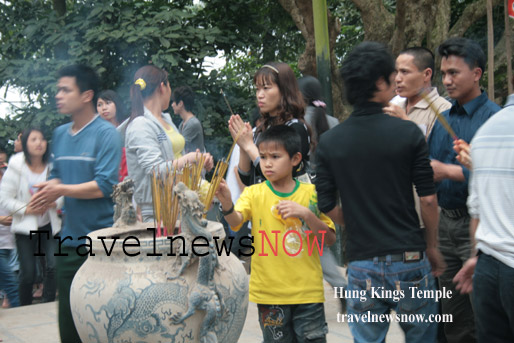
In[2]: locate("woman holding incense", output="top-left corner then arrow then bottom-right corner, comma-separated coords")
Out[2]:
125,65 -> 213,222
0,128 -> 62,305
229,62 -> 311,185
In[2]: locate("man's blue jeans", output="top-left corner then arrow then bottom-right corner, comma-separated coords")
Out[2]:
0,249 -> 20,307
473,253 -> 514,343
346,256 -> 438,343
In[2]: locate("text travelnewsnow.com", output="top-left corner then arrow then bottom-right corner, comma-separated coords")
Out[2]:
337,312 -> 453,323
29,227 -> 330,257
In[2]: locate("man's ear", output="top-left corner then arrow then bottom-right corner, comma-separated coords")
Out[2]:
81,90 -> 94,104
292,152 -> 302,167
423,68 -> 433,83
473,67 -> 483,82
375,76 -> 387,91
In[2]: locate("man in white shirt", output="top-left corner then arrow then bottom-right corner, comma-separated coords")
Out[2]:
384,47 -> 451,138
453,79 -> 514,343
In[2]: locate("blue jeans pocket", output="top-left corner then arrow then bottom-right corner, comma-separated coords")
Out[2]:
347,275 -> 375,312
397,273 -> 432,313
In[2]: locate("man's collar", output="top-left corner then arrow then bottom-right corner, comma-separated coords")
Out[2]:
69,114 -> 99,136
412,87 -> 439,110
351,101 -> 385,116
449,90 -> 488,116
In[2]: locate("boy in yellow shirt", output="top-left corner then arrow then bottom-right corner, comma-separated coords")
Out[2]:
216,125 -> 335,342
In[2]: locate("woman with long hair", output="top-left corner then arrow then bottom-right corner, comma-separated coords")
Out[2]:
229,62 -> 311,185
97,89 -> 128,127
124,65 -> 213,222
0,128 -> 62,305
97,89 -> 130,181
298,75 -> 339,169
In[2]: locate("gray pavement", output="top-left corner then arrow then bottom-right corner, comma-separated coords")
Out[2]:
0,278 -> 404,343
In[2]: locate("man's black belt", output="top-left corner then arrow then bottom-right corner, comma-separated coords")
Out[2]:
441,207 -> 468,219
364,251 -> 425,263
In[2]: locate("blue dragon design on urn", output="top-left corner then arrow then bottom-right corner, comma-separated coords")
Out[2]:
70,181 -> 249,343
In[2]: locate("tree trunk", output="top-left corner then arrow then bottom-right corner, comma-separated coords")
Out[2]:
350,0 -> 394,44
53,0 -> 66,17
278,0 -> 347,119
282,0 -> 507,119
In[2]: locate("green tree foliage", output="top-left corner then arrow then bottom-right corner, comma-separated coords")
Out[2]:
0,0 -> 252,159
1,0 -> 509,156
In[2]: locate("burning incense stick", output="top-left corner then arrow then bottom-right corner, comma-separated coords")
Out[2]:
420,91 -> 458,140
220,89 -> 235,116
0,203 -> 28,222
227,128 -> 243,162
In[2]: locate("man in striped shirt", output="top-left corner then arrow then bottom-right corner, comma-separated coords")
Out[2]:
453,79 -> 514,343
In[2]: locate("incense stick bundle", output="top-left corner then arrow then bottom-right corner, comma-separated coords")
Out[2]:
150,154 -> 207,236
203,159 -> 229,213
202,128 -> 243,214
420,91 -> 458,140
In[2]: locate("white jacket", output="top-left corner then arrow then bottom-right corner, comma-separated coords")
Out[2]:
0,153 -> 63,235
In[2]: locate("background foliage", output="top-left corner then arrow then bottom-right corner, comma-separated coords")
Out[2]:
0,0 -> 510,157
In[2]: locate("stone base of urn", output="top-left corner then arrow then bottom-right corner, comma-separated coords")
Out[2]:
70,220 -> 249,343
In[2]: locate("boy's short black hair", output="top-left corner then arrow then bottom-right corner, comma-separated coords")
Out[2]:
256,125 -> 301,158
57,64 -> 100,104
172,86 -> 195,112
438,37 -> 485,76
340,41 -> 395,105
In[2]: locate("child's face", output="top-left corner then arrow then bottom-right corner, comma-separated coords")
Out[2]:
258,141 -> 300,183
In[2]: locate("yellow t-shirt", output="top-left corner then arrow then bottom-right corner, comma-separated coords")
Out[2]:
234,180 -> 335,305
163,125 -> 185,158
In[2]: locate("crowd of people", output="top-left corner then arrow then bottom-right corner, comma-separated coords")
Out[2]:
0,35 -> 513,343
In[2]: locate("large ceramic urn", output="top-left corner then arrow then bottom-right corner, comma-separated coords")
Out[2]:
70,182 -> 249,343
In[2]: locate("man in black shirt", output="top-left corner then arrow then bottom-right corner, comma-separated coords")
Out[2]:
315,41 -> 445,342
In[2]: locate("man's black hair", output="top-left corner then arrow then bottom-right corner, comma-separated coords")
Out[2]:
339,41 -> 395,105
256,125 -> 301,158
400,47 -> 435,80
57,64 -> 100,104
438,37 -> 486,77
172,86 -> 195,112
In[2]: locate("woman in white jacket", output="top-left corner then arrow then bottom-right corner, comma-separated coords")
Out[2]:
125,65 -> 213,222
0,128 -> 62,305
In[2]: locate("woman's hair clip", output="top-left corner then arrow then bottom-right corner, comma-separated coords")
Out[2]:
134,78 -> 146,90
262,64 -> 279,74
312,100 -> 326,108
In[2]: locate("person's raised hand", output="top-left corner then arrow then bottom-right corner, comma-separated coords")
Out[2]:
453,139 -> 472,169
383,103 -> 408,120
229,115 -> 253,151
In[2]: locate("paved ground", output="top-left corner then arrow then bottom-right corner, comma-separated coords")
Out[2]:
0,279 -> 404,343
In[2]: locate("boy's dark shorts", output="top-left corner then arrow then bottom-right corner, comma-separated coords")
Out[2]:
257,303 -> 328,343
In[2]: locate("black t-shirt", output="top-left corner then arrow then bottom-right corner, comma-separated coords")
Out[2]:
315,102 -> 435,261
